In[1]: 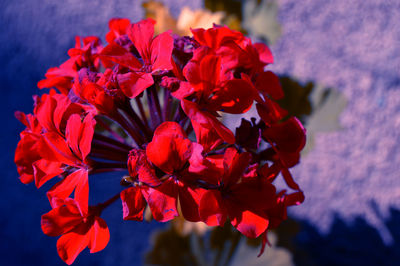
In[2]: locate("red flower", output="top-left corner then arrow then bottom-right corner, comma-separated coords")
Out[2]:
199,148 -> 276,238
100,18 -> 174,98
38,37 -> 103,95
40,113 -> 96,216
105,18 -> 131,44
16,18 -> 306,262
41,198 -> 109,265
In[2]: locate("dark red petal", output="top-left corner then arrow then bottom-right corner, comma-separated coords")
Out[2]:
285,191 -> 305,206
255,71 -> 284,100
128,149 -> 161,187
199,190 -> 227,226
178,184 -> 205,222
256,100 -> 288,125
281,168 -> 300,191
120,187 -> 146,221
209,79 -> 255,114
264,117 -> 306,154
88,217 -> 110,253
257,231 -> 271,257
222,148 -> 252,187
190,119 -> 224,152
117,72 -> 154,99
230,179 -> 277,211
142,178 -> 178,222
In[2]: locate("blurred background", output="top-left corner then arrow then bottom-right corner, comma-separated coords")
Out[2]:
1,0 -> 399,265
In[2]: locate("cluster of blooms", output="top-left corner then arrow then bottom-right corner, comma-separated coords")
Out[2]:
15,18 -> 305,264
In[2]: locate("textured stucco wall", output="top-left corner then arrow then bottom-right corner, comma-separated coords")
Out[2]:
269,0 -> 400,246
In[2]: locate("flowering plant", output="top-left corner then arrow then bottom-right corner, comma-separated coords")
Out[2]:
15,18 -> 305,264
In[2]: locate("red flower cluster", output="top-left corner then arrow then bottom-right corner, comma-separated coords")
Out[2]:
15,18 -> 306,264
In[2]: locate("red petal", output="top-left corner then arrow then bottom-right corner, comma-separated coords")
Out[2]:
281,168 -> 300,191
106,18 -> 130,44
257,231 -> 271,257
79,114 -> 96,160
285,191 -> 305,206
47,169 -> 89,216
230,179 -> 277,211
229,208 -> 269,238
15,132 -> 41,184
256,100 -> 288,125
65,114 -> 81,159
142,178 -> 178,222
117,72 -> 154,98
56,224 -> 90,265
253,43 -> 274,64
33,159 -> 63,188
191,26 -> 244,50
255,71 -> 284,100
198,55 -> 221,99
150,31 -> 173,70
88,217 -> 110,253
41,201 -> 82,237
39,132 -> 78,166
100,42 -> 142,69
199,190 -> 227,226
178,183 -> 205,222
146,122 -> 192,174
263,117 -> 306,153
128,149 -> 161,187
181,100 -> 235,144
128,18 -> 155,63
120,187 -> 146,221
209,79 -> 255,114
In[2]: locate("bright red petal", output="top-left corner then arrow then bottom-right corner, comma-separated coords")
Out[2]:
128,18 -> 155,63
150,31 -> 173,71
56,224 -> 90,265
117,72 -> 154,98
41,201 -> 82,237
120,187 -> 146,221
33,159 -> 63,188
229,208 -> 269,238
88,217 -> 110,253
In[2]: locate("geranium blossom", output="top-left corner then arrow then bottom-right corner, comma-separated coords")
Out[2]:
15,18 -> 305,264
